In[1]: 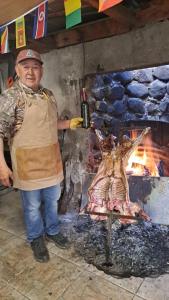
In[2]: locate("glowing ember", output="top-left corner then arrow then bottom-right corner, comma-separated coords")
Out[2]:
126,130 -> 159,176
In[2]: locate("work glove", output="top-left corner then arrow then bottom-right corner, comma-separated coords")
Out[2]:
70,117 -> 83,129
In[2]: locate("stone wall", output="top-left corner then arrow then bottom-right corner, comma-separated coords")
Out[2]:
84,66 -> 169,179
89,66 -> 169,129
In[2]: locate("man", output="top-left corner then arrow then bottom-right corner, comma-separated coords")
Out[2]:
0,49 -> 83,263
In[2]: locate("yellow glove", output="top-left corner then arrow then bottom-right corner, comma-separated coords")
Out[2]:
70,117 -> 83,129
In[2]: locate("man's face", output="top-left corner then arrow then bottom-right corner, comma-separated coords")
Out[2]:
15,59 -> 43,91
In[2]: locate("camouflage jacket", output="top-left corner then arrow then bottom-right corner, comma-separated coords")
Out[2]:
0,80 -> 57,140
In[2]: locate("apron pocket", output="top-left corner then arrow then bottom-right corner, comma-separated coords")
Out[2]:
16,143 -> 62,180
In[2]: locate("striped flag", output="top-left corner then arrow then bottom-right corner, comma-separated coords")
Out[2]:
15,16 -> 26,49
64,0 -> 81,29
33,1 -> 48,39
99,0 -> 123,12
0,27 -> 9,54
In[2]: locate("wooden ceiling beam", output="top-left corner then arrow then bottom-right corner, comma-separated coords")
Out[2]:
136,0 -> 169,25
45,16 -> 130,50
83,0 -> 136,26
28,36 -> 56,53
25,16 -> 130,52
48,10 -> 65,18
48,1 -> 90,19
48,3 -> 89,18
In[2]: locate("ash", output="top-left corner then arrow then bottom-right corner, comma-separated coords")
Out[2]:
59,214 -> 169,278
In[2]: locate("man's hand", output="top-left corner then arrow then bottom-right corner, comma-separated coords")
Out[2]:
0,163 -> 13,187
70,117 -> 83,129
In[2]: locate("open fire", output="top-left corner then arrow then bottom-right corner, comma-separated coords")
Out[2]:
126,130 -> 160,176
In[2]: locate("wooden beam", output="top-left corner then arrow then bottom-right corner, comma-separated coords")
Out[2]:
84,0 -> 136,26
137,0 -> 169,26
27,36 -> 56,53
48,10 -> 65,18
48,3 -> 89,18
20,16 -> 130,53
48,17 -> 130,49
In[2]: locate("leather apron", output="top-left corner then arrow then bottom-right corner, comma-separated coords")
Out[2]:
10,89 -> 63,190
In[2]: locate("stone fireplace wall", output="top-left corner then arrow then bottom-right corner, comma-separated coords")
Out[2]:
82,67 -> 169,224
85,66 -> 169,176
89,66 -> 169,127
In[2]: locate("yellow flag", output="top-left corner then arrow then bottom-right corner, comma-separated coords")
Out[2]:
64,0 -> 81,16
16,16 -> 26,49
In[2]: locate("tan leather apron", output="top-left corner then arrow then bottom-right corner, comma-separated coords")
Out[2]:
10,89 -> 63,191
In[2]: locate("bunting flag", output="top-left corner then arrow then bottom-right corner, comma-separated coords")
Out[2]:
15,16 -> 26,49
0,26 -> 9,54
99,0 -> 123,12
33,1 -> 48,39
64,0 -> 81,29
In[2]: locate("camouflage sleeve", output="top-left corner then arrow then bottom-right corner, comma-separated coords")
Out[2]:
0,90 -> 16,139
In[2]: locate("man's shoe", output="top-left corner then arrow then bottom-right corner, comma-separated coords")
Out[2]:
31,236 -> 50,263
46,233 -> 70,249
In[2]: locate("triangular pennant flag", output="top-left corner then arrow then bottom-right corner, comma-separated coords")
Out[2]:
64,0 -> 81,29
99,0 -> 123,12
15,16 -> 26,49
0,26 -> 9,54
33,1 -> 48,39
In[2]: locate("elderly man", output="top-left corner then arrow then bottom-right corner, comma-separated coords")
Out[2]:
0,49 -> 83,263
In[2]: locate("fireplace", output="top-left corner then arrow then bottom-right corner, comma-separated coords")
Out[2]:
86,120 -> 169,177
124,120 -> 169,177
82,66 -> 169,225
59,67 -> 169,278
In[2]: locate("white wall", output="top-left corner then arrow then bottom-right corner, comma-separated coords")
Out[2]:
41,45 -> 84,117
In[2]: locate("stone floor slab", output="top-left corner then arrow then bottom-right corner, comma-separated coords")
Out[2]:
0,279 -> 28,300
0,238 -> 82,298
25,256 -> 82,300
102,273 -> 144,294
137,274 -> 169,300
0,191 -> 24,236
86,264 -> 144,294
0,228 -> 14,241
133,296 -> 146,300
49,244 -> 88,268
60,270 -> 134,300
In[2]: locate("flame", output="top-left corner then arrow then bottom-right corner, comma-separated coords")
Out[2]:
126,130 -> 159,176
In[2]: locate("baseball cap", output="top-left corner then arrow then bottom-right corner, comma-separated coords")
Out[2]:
16,49 -> 43,65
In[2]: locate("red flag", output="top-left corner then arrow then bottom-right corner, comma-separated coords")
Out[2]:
33,1 -> 48,39
99,0 -> 123,12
